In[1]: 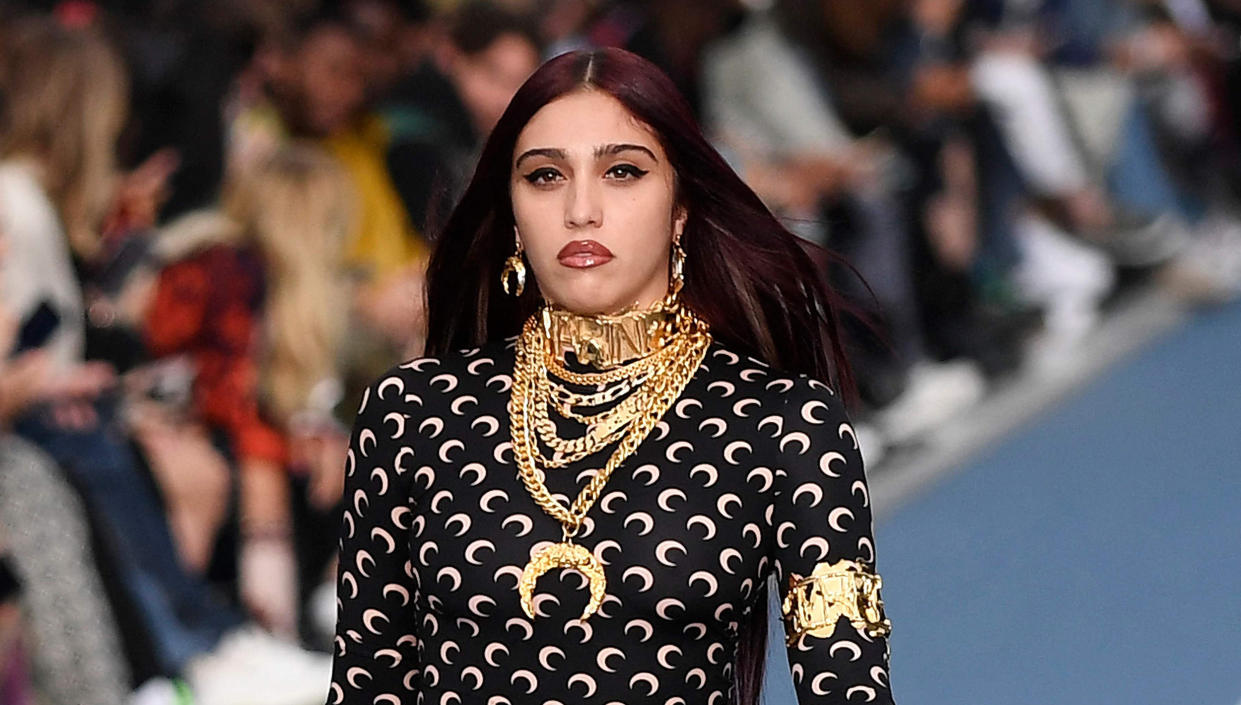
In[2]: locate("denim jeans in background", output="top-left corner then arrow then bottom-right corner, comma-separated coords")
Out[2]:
13,395 -> 242,675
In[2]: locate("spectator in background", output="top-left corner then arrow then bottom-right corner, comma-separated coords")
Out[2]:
702,1 -> 988,449
0,236 -> 130,705
0,16 -> 330,705
143,146 -> 357,644
383,0 -> 542,235
231,8 -> 428,357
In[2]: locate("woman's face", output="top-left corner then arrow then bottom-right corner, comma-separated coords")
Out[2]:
510,89 -> 684,315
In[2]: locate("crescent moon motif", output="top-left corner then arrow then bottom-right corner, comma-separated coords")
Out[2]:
502,513 -> 533,536
811,672 -> 837,696
479,489 -> 508,513
622,566 -> 654,592
852,479 -> 870,506
458,462 -> 486,486
828,507 -> 855,532
568,674 -> 597,698
723,440 -> 752,465
800,536 -> 830,562
746,466 -> 774,492
792,482 -> 824,507
686,514 -> 716,540
688,570 -> 718,597
624,618 -> 653,642
657,488 -> 687,512
758,414 -> 784,437
820,451 -> 847,478
801,400 -> 830,424
505,616 -> 533,640
471,415 -> 499,436
429,373 -> 458,392
685,668 -> 707,689
674,398 -> 703,418
450,395 -> 478,415
839,423 -> 859,449
484,643 -> 509,667
383,412 -> 406,438
623,511 -> 654,536
564,618 -> 593,643
779,431 -> 811,455
634,464 -> 661,485
655,539 -> 687,567
766,378 -> 794,393
658,645 -> 683,669
629,673 -> 659,696
732,399 -> 760,417
377,377 -> 403,399
597,646 -> 625,672
690,463 -> 718,487
418,417 -> 443,438
829,640 -> 863,661
698,418 -> 728,437
665,441 -> 693,463
510,670 -> 537,694
600,491 -> 628,513
438,439 -> 464,463
465,539 -> 495,565
519,542 -> 607,621
538,646 -> 565,671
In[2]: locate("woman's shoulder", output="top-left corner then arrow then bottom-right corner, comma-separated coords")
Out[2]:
353,337 -> 517,416
699,339 -> 843,413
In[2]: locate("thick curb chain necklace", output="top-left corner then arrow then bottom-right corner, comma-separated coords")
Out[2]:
508,302 -> 711,621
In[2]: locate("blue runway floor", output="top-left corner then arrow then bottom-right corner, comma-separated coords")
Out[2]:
763,300 -> 1241,705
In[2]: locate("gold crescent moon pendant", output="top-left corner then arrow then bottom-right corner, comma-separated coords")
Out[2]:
518,542 -> 607,621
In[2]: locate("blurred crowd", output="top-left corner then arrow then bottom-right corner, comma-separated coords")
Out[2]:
2,0 -> 1241,703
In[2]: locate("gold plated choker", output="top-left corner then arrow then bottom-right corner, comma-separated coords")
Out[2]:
509,298 -> 711,621
541,303 -> 676,369
781,559 -> 892,645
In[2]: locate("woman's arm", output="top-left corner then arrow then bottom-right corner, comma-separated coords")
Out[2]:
769,378 -> 895,704
328,371 -> 421,703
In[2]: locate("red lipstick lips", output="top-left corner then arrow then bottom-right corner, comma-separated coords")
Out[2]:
556,240 -> 614,268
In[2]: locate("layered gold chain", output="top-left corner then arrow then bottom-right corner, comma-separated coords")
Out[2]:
508,302 -> 711,533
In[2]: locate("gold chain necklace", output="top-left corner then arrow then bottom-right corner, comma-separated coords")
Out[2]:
509,301 -> 711,621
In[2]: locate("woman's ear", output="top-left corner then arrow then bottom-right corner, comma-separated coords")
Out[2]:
673,206 -> 688,243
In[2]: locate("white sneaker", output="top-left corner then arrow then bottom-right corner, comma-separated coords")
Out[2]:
875,359 -> 987,444
186,625 -> 331,705
128,678 -> 180,705
1160,212 -> 1241,304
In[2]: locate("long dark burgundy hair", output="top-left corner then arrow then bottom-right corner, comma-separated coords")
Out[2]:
424,47 -> 854,704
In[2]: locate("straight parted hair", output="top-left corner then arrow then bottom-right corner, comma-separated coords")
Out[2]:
425,47 -> 855,705
0,16 -> 128,259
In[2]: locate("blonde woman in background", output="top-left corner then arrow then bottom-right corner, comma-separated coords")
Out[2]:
145,145 -> 360,645
1,16 -> 330,705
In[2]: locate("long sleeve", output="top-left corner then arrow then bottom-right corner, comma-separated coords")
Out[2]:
144,247 -> 287,465
327,370 -> 421,704
769,377 -> 895,704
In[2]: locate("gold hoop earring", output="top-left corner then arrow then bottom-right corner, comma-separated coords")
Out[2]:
501,243 -> 527,297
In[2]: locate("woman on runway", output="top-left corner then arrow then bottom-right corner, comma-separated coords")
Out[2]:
329,47 -> 895,705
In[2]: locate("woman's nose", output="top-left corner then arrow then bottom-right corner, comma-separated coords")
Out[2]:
564,177 -> 603,229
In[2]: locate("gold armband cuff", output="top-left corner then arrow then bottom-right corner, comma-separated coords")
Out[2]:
781,559 -> 892,646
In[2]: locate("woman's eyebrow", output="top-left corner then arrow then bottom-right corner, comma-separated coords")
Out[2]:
595,143 -> 658,162
514,147 -> 566,169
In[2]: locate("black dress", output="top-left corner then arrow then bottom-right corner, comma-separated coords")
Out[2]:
328,337 -> 895,704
